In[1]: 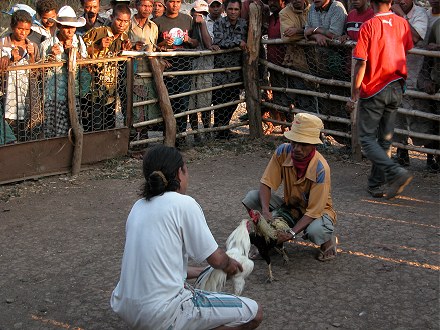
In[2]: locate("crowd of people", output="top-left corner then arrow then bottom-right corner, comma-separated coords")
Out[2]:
0,0 -> 438,170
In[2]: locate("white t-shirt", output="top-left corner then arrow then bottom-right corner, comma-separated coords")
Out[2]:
110,192 -> 218,330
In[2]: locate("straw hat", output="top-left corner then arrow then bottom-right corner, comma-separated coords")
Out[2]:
284,113 -> 324,145
192,0 -> 209,14
50,6 -> 86,27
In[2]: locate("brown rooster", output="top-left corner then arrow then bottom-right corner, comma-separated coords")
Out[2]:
249,210 -> 294,282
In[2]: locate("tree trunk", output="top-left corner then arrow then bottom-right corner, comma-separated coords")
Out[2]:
68,48 -> 83,175
149,57 -> 176,147
244,2 -> 263,138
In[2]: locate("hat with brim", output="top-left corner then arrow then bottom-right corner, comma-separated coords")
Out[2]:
2,4 -> 43,27
208,0 -> 223,6
50,6 -> 86,27
284,113 -> 324,145
154,0 -> 166,7
193,0 -> 209,15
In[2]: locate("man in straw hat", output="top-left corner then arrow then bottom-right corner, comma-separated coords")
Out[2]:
242,113 -> 337,262
39,6 -> 88,138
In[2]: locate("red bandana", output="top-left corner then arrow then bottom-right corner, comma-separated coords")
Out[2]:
291,148 -> 316,179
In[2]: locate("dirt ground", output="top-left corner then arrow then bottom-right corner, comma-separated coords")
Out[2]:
0,136 -> 439,330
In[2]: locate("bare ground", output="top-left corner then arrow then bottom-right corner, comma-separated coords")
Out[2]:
0,136 -> 439,330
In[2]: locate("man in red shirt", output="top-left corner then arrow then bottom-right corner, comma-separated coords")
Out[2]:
347,0 -> 414,199
344,0 -> 374,41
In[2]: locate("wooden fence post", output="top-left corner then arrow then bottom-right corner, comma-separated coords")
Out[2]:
149,56 -> 176,147
68,48 -> 83,175
350,56 -> 362,161
244,2 -> 263,138
125,57 -> 134,129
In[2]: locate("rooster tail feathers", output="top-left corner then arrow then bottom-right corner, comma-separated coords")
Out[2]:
194,267 -> 227,293
194,265 -> 214,289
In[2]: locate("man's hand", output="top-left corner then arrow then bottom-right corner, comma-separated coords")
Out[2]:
223,257 -> 243,276
283,27 -> 300,38
193,13 -> 204,24
262,209 -> 272,222
210,45 -> 220,51
276,230 -> 293,244
10,47 -> 22,62
133,41 -> 145,51
240,40 -> 247,51
304,27 -> 314,38
64,39 -> 73,50
27,43 -> 35,60
164,35 -> 175,47
337,35 -> 350,43
51,44 -> 62,56
314,34 -> 329,46
121,39 -> 132,51
100,36 -> 113,50
345,99 -> 357,113
0,56 -> 9,70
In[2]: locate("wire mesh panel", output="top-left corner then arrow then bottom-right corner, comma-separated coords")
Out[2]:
0,64 -> 44,143
79,58 -> 128,132
261,40 -> 352,144
129,48 -> 246,148
261,37 -> 440,169
0,57 -> 129,146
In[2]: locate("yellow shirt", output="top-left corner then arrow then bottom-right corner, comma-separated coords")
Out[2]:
260,143 -> 336,223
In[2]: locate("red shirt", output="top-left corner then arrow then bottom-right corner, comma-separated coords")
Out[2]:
353,12 -> 413,98
267,14 -> 285,66
345,7 -> 374,41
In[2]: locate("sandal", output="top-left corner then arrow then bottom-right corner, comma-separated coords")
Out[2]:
317,236 -> 337,262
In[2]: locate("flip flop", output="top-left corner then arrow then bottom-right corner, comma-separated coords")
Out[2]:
317,236 -> 337,262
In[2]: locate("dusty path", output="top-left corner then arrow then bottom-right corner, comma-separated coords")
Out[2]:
0,137 -> 439,329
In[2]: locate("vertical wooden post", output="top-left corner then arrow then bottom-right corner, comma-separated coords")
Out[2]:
68,48 -> 83,175
244,2 -> 263,138
350,56 -> 362,161
125,57 -> 134,129
149,56 -> 176,147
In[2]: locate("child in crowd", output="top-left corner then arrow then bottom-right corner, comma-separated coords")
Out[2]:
30,0 -> 58,45
0,10 -> 40,141
40,6 -> 88,138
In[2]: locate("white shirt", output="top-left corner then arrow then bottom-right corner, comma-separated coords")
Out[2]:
110,192 -> 218,330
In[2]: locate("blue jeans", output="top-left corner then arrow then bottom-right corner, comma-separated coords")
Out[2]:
358,80 -> 406,188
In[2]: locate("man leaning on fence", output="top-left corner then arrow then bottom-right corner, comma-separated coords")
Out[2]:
129,0 -> 160,141
279,0 -> 316,114
82,4 -> 132,131
153,0 -> 199,145
39,6 -> 88,138
347,0 -> 414,199
0,10 -> 40,142
304,0 -> 347,46
211,0 -> 247,139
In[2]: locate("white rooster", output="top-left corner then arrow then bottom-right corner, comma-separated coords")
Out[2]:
194,219 -> 254,295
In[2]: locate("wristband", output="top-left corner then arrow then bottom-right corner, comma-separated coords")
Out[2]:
288,229 -> 296,239
313,26 -> 320,33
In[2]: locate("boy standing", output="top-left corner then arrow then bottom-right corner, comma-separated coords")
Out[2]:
347,0 -> 414,199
